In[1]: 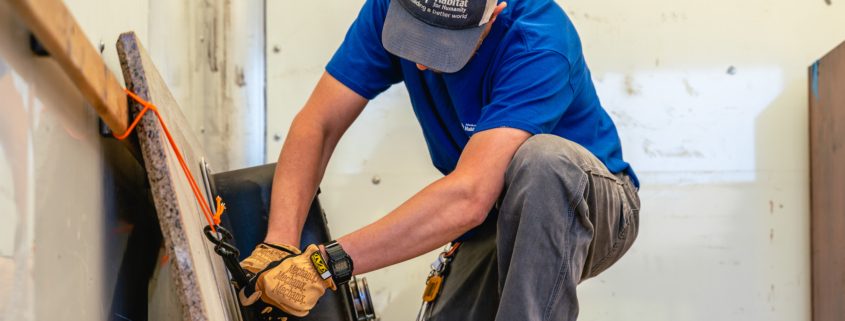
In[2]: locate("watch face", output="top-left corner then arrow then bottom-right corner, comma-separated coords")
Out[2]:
334,260 -> 350,273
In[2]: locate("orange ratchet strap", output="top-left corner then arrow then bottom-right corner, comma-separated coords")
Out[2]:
114,89 -> 225,231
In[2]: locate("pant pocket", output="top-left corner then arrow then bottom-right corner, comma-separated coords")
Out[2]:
587,182 -> 639,278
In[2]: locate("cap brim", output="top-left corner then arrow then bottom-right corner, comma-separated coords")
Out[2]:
382,0 -> 485,73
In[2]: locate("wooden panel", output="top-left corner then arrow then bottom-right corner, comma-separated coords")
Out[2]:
7,0 -> 128,134
116,32 -> 240,321
809,40 -> 845,321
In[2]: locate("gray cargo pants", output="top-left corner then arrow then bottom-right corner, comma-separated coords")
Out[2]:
428,134 -> 640,321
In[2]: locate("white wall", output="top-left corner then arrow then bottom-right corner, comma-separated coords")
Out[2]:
266,1 -> 845,321
0,2 -> 151,319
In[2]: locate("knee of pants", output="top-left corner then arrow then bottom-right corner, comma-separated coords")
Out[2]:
506,134 -> 586,185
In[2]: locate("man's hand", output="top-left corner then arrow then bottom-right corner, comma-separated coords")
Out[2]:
239,242 -> 303,320
240,244 -> 337,317
241,242 -> 300,275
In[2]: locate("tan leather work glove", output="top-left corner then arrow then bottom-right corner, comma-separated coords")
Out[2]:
240,244 -> 337,317
241,242 -> 300,275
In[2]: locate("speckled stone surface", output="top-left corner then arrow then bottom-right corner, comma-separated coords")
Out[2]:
116,32 -> 240,321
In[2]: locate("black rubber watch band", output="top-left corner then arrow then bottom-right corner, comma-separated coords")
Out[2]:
324,240 -> 353,285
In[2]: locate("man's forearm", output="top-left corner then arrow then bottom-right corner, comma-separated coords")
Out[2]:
336,127 -> 529,275
338,174 -> 494,275
264,116 -> 333,246
264,72 -> 367,247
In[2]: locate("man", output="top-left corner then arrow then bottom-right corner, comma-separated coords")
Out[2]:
238,0 -> 640,320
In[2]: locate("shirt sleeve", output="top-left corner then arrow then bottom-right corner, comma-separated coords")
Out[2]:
326,0 -> 403,100
474,50 -> 575,135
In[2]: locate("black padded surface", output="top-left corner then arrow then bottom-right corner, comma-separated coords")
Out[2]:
211,163 -> 354,321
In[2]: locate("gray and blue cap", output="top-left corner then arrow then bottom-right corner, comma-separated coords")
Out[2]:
383,0 -> 499,73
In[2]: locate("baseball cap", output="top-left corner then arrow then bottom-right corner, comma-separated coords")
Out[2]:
383,0 -> 499,73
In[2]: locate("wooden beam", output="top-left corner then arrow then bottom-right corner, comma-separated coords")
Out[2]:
8,0 -> 128,134
809,40 -> 845,321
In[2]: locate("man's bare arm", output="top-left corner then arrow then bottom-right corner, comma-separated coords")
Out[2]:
339,127 -> 531,274
264,71 -> 530,276
265,72 -> 368,246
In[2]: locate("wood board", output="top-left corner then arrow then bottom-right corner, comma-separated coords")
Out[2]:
116,32 -> 240,321
809,40 -> 845,321
7,0 -> 128,134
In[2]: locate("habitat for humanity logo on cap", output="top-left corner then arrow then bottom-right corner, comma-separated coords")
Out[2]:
383,0 -> 498,73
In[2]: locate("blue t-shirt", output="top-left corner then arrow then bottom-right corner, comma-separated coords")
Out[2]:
325,0 -> 638,188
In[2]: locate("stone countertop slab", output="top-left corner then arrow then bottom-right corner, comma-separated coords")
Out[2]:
116,31 -> 240,321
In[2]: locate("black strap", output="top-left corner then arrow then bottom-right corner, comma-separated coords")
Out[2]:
203,225 -> 249,287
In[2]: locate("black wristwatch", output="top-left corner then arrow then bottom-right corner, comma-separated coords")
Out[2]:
323,240 -> 354,285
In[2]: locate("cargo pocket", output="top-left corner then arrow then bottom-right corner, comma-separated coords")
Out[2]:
587,179 -> 640,278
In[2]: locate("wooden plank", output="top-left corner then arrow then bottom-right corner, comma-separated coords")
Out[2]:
809,40 -> 845,321
116,32 -> 240,321
7,0 -> 128,134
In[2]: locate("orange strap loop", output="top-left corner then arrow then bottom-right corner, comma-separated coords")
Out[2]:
115,89 -> 225,231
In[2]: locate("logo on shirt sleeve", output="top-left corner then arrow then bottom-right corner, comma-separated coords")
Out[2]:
461,123 -> 476,132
